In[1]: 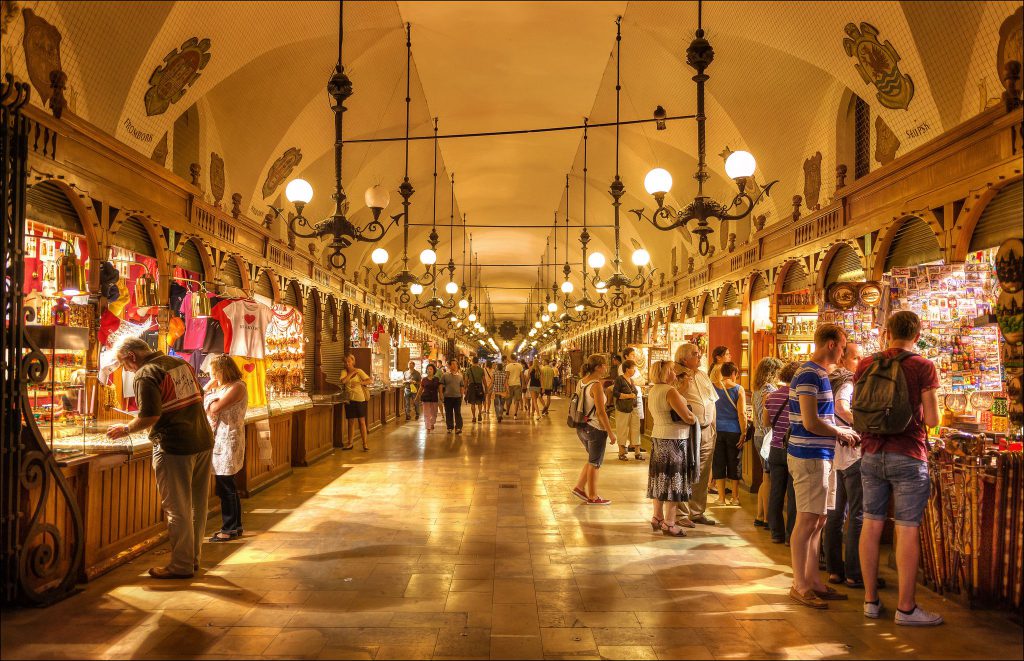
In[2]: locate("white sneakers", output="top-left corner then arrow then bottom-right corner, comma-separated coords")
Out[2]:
865,600 -> 944,626
894,605 -> 944,626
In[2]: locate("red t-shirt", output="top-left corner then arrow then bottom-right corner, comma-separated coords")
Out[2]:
853,349 -> 940,462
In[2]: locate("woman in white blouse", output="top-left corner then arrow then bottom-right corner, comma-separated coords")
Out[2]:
646,360 -> 698,537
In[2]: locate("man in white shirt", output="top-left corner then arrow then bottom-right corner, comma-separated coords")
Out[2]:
504,357 -> 524,419
674,343 -> 719,527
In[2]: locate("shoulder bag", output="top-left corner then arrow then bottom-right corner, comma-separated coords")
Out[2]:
614,375 -> 635,414
760,398 -> 786,462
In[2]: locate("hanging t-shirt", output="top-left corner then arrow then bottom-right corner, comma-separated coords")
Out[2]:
231,355 -> 268,407
180,291 -> 209,351
212,299 -> 272,358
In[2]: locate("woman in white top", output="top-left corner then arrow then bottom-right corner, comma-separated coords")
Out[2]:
646,360 -> 698,537
571,354 -> 617,506
340,353 -> 373,451
205,355 -> 248,541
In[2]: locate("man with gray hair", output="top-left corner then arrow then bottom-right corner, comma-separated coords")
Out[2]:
105,336 -> 213,579
673,342 -> 719,527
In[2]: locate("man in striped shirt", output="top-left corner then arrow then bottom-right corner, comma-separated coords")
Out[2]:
787,324 -> 861,609
491,363 -> 509,423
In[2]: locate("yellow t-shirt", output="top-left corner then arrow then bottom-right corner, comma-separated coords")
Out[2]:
340,369 -> 369,402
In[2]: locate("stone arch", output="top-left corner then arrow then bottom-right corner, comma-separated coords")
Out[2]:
870,212 -> 945,281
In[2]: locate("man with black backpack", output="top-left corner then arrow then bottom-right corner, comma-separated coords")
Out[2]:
853,310 -> 942,626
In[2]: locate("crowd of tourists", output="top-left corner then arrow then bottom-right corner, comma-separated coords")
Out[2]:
568,310 -> 943,627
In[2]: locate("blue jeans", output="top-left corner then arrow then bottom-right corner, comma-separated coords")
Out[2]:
824,459 -> 863,581
404,391 -> 420,419
861,452 -> 930,527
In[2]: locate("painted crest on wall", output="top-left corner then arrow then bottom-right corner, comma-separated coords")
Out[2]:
802,152 -> 822,211
874,115 -> 900,165
151,132 -> 168,166
262,147 -> 303,199
209,152 -> 225,204
843,22 -> 914,110
998,7 -> 1023,80
21,8 -> 61,104
144,36 -> 211,116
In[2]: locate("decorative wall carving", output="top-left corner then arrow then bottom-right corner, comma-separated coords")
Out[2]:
803,151 -> 822,210
874,115 -> 901,165
20,9 -> 61,105
144,36 -> 212,116
262,147 -> 302,199
150,132 -> 168,166
209,152 -> 224,204
843,22 -> 915,110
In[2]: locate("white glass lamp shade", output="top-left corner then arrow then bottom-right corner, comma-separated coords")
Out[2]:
534,321 -> 542,329
285,179 -> 313,205
364,183 -> 390,210
409,283 -> 424,296
547,301 -> 558,312
631,248 -> 651,266
596,280 -> 607,289
724,150 -> 756,179
468,312 -> 477,322
419,248 -> 437,265
458,298 -> 469,309
588,251 -> 606,269
575,304 -> 585,312
371,248 -> 389,264
450,315 -> 458,322
561,280 -> 574,294
445,280 -> 459,295
644,168 -> 673,195
542,313 -> 550,322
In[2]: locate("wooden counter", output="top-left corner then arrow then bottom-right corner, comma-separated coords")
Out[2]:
237,411 -> 294,498
292,403 -> 335,467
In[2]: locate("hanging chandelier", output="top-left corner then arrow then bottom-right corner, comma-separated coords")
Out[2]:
586,18 -> 654,308
368,23 -> 437,301
568,121 -> 607,316
414,120 -> 457,316
631,0 -> 777,257
284,0 -> 396,271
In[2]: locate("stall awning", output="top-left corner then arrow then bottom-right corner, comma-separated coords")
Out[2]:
255,271 -> 273,298
969,180 -> 1023,252
750,274 -> 769,300
782,261 -> 807,293
26,181 -> 82,234
220,256 -> 243,287
179,240 -> 205,275
825,243 -> 865,286
884,216 -> 942,272
113,217 -> 156,257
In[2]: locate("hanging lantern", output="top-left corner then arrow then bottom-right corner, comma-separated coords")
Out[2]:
57,252 -> 87,296
134,271 -> 157,308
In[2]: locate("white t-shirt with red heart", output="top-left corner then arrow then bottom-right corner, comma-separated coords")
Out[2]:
212,299 -> 273,359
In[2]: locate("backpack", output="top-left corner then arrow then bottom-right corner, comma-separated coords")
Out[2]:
851,350 -> 915,435
567,381 -> 597,429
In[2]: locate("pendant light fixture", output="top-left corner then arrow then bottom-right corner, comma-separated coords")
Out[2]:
587,17 -> 653,308
571,118 -> 607,314
414,118 -> 456,317
284,0 -> 396,271
630,0 -> 777,256
370,23 -> 437,301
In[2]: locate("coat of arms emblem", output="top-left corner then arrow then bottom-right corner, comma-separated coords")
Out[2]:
262,147 -> 303,199
209,152 -> 225,204
843,22 -> 914,110
802,151 -> 822,211
144,36 -> 212,116
21,9 -> 62,104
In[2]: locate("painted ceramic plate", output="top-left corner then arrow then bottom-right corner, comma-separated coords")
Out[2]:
859,282 -> 882,307
995,238 -> 1024,293
829,283 -> 857,310
969,391 -> 994,412
944,393 -> 968,414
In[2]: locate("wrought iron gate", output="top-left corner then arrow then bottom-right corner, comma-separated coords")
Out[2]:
1,74 -> 84,606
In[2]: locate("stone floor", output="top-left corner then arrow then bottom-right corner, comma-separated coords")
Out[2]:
2,398 -> 1022,660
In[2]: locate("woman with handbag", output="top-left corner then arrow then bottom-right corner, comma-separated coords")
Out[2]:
752,357 -> 784,528
712,361 -> 746,506
613,360 -> 641,461
646,360 -> 698,536
417,363 -> 442,432
764,361 -> 801,543
571,354 -> 617,506
340,353 -> 373,451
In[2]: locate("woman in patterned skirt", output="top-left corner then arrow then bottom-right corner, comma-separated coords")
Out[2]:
646,360 -> 699,537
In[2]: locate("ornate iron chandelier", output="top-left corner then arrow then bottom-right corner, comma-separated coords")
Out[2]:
567,123 -> 607,316
586,19 -> 654,307
369,24 -> 437,301
414,121 -> 456,316
630,0 -> 777,256
283,0 -> 395,271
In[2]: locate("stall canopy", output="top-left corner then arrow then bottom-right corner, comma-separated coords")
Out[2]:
824,243 -> 865,286
782,260 -> 807,292
721,283 -> 738,310
750,273 -> 769,300
969,180 -> 1023,252
701,295 -> 714,318
26,181 -> 82,234
179,240 -> 204,275
255,270 -> 274,298
220,256 -> 243,288
884,216 -> 942,272
284,281 -> 300,309
113,218 -> 156,257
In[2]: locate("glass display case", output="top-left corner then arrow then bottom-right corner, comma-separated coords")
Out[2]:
775,307 -> 818,363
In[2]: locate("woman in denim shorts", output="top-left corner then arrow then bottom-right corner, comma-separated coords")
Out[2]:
571,354 -> 617,506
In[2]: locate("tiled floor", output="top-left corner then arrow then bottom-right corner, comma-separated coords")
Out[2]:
2,398 -> 1021,660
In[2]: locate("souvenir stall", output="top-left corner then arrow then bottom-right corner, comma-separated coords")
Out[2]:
879,206 -> 1022,610
775,260 -> 817,363
294,292 -> 338,467
669,301 -> 708,369
748,273 -> 773,372
818,242 -> 882,354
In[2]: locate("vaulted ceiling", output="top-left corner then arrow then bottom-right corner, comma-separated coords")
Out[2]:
3,0 -> 1020,321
